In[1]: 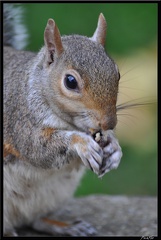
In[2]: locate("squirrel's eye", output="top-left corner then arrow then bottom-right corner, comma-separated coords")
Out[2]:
118,72 -> 121,81
64,74 -> 78,90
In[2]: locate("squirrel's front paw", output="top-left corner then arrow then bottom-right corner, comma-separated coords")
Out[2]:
93,130 -> 122,177
71,133 -> 103,175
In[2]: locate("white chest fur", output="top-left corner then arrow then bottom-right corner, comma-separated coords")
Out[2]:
4,159 -> 85,230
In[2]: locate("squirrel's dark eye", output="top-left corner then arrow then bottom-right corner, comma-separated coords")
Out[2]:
64,74 -> 78,90
118,72 -> 121,81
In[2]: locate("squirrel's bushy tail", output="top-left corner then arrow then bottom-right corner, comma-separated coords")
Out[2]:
3,3 -> 28,50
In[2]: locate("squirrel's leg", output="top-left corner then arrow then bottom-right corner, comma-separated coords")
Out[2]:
11,127 -> 103,175
3,229 -> 18,237
32,217 -> 97,236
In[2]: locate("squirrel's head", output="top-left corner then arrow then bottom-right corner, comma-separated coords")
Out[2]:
43,14 -> 120,133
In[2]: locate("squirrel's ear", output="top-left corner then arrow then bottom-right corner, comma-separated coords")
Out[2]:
44,19 -> 64,64
90,13 -> 107,47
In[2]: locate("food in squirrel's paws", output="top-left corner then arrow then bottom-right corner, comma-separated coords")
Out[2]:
92,131 -> 109,148
95,132 -> 101,142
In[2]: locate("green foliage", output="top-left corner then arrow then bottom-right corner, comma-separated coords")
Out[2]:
23,3 -> 157,55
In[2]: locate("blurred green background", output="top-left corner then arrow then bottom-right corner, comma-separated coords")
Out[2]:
21,3 -> 157,196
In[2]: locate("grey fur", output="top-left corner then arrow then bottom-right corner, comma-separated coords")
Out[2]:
3,3 -> 28,50
3,5 -> 122,236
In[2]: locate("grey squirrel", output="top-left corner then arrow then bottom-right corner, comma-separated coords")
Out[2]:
3,3 -> 122,236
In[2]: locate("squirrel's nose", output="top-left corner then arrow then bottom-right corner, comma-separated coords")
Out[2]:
100,115 -> 117,131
